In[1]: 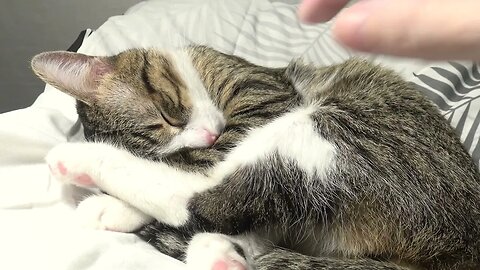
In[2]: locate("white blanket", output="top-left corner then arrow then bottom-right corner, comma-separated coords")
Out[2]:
2,0 -> 476,269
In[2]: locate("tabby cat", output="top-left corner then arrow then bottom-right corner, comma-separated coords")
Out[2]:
31,45 -> 480,270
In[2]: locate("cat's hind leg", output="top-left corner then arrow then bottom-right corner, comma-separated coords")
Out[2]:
138,229 -> 261,270
255,248 -> 411,270
185,233 -> 268,270
135,221 -> 191,261
186,233 -> 249,270
184,235 -> 411,270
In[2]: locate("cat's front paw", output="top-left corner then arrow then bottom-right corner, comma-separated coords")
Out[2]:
76,194 -> 153,232
186,233 -> 252,270
46,142 -> 129,188
46,143 -> 99,187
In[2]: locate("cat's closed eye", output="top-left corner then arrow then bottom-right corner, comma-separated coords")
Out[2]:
145,123 -> 164,130
160,111 -> 187,128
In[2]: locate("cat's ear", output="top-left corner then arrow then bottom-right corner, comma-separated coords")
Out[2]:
31,51 -> 112,105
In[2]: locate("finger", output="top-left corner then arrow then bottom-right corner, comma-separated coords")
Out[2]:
298,0 -> 350,23
333,0 -> 480,60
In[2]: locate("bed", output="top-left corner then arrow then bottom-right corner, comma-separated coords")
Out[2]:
1,0 -> 480,269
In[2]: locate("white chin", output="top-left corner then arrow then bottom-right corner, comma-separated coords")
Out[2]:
186,140 -> 212,148
163,135 -> 212,153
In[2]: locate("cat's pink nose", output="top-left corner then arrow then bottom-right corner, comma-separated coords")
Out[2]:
202,129 -> 219,145
206,133 -> 219,145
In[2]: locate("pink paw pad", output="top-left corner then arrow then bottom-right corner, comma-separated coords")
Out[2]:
74,173 -> 95,187
57,162 -> 68,175
212,261 -> 229,270
212,259 -> 246,270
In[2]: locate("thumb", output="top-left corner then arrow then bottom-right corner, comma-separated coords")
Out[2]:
333,0 -> 480,60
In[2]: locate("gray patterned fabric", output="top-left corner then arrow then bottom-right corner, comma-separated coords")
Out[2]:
214,1 -> 353,67
411,62 -> 480,167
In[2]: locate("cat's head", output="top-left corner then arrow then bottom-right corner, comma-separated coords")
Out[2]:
31,49 -> 225,158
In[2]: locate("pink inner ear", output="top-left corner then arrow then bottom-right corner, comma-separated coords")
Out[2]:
55,53 -> 112,101
44,52 -> 92,70
90,58 -> 113,78
32,51 -> 113,104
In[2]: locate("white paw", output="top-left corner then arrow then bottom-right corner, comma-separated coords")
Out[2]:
45,142 -> 126,188
76,194 -> 153,232
186,233 -> 251,270
46,143 -> 100,187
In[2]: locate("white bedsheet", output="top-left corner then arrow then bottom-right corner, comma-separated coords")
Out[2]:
0,0 -> 445,269
0,94 -> 185,269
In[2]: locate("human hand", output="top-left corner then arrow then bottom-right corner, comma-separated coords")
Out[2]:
298,0 -> 480,60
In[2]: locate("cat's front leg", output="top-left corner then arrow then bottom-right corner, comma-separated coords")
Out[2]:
77,194 -> 153,232
46,143 -> 155,231
46,142 -> 217,227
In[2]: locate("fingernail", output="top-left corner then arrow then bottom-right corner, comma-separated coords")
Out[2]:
298,0 -> 350,24
334,0 -> 386,50
298,0 -> 322,23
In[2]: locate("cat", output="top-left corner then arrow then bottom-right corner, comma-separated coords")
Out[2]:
31,45 -> 480,270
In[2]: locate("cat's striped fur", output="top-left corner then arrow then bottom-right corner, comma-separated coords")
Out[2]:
32,46 -> 480,269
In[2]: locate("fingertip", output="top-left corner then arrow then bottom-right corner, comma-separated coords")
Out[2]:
297,0 -> 323,23
332,0 -> 389,51
332,9 -> 370,51
298,0 -> 349,24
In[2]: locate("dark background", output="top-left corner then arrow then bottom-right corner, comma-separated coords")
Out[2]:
0,0 -> 140,113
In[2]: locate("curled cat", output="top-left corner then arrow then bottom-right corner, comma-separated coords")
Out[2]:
32,45 -> 480,270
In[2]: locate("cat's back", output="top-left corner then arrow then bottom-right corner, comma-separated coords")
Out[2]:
288,59 -> 480,265
289,59 -> 477,177
320,59 -> 476,174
